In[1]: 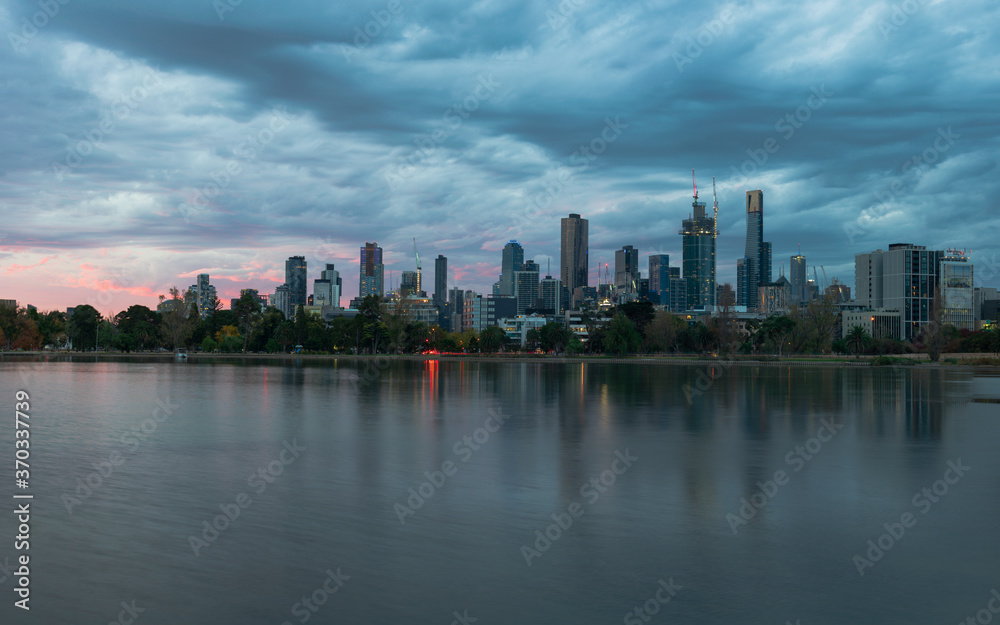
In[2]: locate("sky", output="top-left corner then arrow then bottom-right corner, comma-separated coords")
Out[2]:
1,0 -> 998,313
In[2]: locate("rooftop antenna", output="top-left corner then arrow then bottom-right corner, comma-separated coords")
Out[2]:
712,176 -> 718,239
692,169 -> 698,200
547,257 -> 550,276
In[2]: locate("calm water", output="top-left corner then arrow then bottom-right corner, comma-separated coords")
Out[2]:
1,358 -> 998,624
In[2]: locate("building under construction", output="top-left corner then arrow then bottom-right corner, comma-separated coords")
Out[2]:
679,172 -> 717,309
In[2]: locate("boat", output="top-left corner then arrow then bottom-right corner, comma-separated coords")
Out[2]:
175,348 -> 188,360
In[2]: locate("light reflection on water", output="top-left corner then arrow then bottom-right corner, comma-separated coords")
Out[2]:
0,359 -> 997,624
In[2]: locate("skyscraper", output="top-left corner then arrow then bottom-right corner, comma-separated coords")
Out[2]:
615,245 -> 639,298
401,271 -> 420,297
790,253 -> 806,304
513,259 -> 540,315
285,256 -> 307,312
539,275 -> 562,314
188,273 -> 217,318
434,254 -> 447,305
560,213 -> 588,308
499,241 -> 524,296
359,242 -> 384,298
680,192 -> 716,309
738,190 -> 771,311
313,264 -> 341,308
648,254 -> 670,306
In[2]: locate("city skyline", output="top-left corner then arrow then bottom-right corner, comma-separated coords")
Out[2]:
2,1 -> 998,312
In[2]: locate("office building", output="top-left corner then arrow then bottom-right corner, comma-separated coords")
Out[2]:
615,245 -> 639,299
186,274 -> 217,318
539,275 -> 562,315
737,190 -> 771,311
513,259 -> 540,315
313,264 -> 342,309
434,255 -> 447,305
668,268 -> 686,313
679,191 -> 716,309
272,284 -> 291,318
855,243 -> 944,341
940,255 -> 974,331
758,276 -> 792,315
498,241 -> 524,296
448,288 -> 466,332
463,295 -> 517,333
285,257 -> 307,311
400,271 -> 420,297
648,255 -> 670,306
359,242 -> 384,298
561,213 -> 589,308
790,253 -> 807,304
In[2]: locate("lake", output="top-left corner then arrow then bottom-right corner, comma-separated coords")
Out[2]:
1,358 -> 998,624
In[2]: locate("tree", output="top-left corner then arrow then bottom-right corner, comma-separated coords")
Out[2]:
233,292 -> 263,353
159,287 -> 195,349
479,326 -> 507,353
201,336 -> 218,352
619,301 -> 655,336
845,325 -> 871,358
603,312 -> 642,356
539,322 -> 571,354
714,283 -> 736,355
67,305 -> 101,351
0,302 -> 17,350
644,310 -> 685,353
115,305 -> 159,351
756,314 -> 797,357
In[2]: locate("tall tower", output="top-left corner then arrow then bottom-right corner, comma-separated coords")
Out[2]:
615,245 -> 639,297
285,256 -> 307,311
434,254 -> 447,305
560,213 -> 589,308
499,241 -> 524,296
648,254 -> 670,306
359,242 -> 384,298
738,190 -> 772,310
680,187 -> 716,309
790,253 -> 806,304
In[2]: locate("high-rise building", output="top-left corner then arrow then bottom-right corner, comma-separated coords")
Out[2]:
272,284 -> 290,318
188,273 -> 218,318
448,287 -> 466,332
560,213 -> 589,308
359,242 -> 384,298
615,245 -> 639,299
737,190 -> 771,311
790,253 -> 807,304
648,254 -> 670,306
400,271 -> 420,297
499,241 -> 524,296
513,259 -> 540,315
940,254 -> 974,331
668,267 -> 686,313
285,257 -> 307,311
539,275 -> 562,315
855,243 -> 945,340
313,264 -> 342,308
434,255 -> 447,305
680,192 -> 716,309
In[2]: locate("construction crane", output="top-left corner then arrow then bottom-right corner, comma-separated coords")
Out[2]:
412,237 -> 422,293
692,169 -> 698,200
820,266 -> 829,292
712,176 -> 719,238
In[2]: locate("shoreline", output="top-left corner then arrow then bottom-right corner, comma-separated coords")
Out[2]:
2,351 -> 999,370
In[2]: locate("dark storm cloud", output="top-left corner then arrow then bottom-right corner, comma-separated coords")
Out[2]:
0,0 -> 998,308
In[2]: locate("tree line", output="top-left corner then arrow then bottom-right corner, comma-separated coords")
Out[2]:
1,288 -> 998,359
